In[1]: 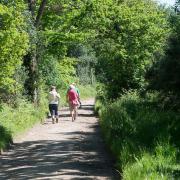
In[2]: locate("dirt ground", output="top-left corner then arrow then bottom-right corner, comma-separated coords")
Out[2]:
0,99 -> 120,180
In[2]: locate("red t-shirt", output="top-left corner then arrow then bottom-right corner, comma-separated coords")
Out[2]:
68,89 -> 79,105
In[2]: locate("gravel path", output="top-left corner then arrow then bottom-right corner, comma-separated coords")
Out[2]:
0,99 -> 120,180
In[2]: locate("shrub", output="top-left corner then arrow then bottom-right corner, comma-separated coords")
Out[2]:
0,126 -> 12,150
98,90 -> 180,178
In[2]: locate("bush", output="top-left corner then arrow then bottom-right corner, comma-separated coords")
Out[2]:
0,125 -> 12,150
0,4 -> 29,95
98,90 -> 180,178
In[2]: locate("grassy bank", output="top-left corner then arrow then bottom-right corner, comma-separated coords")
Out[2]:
96,91 -> 180,179
0,96 -> 47,151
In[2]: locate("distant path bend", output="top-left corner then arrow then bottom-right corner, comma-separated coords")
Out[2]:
0,99 -> 120,180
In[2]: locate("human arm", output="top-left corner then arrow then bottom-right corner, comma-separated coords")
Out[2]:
56,93 -> 60,99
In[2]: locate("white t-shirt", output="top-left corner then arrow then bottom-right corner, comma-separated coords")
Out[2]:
48,90 -> 60,104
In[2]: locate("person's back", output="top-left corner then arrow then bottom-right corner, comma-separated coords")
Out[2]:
67,85 -> 79,121
71,83 -> 81,108
68,88 -> 78,103
48,86 -> 60,124
49,90 -> 59,104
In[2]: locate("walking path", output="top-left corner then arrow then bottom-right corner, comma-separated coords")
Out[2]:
0,99 -> 120,180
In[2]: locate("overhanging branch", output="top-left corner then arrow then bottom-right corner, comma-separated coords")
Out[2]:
35,0 -> 47,27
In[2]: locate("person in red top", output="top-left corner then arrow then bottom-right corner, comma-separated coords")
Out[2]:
66,84 -> 79,121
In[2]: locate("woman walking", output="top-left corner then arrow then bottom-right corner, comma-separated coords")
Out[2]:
66,84 -> 79,122
48,86 -> 60,124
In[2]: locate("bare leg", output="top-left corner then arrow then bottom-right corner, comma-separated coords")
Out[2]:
70,110 -> 74,122
74,106 -> 78,120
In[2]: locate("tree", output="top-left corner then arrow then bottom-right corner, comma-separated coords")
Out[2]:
23,0 -> 47,103
67,44 -> 97,85
72,0 -> 169,99
0,3 -> 29,102
146,12 -> 180,107
175,0 -> 180,13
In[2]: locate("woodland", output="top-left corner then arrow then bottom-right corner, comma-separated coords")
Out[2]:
0,0 -> 180,179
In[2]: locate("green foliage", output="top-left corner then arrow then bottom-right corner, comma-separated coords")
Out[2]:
0,95 -> 47,149
39,55 -> 61,88
78,84 -> 96,99
0,4 -> 29,95
98,91 -> 180,178
146,13 -> 180,109
89,0 -> 169,99
39,55 -> 78,89
123,142 -> 177,180
94,98 -> 104,116
58,57 -> 78,88
0,125 -> 12,150
41,0 -> 90,58
68,44 -> 97,85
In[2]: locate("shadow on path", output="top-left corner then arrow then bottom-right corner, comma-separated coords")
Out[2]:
0,100 -> 120,180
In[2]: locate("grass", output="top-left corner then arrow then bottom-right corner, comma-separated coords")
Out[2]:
0,96 -> 47,150
0,84 -> 96,150
97,90 -> 180,179
78,84 -> 96,99
123,142 -> 177,180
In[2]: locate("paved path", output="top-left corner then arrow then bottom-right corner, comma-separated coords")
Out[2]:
0,99 -> 120,180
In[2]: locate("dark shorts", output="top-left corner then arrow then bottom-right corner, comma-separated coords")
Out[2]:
49,104 -> 58,116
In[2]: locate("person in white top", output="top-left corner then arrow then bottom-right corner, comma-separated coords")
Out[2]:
48,86 -> 60,124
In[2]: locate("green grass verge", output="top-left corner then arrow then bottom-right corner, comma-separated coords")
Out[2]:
0,97 -> 47,150
78,84 -> 96,99
97,91 -> 180,179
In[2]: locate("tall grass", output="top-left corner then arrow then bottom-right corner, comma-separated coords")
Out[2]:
98,91 -> 180,179
78,84 -> 96,99
0,95 -> 47,150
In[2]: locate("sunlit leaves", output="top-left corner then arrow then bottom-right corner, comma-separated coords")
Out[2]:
0,4 -> 29,93
89,0 -> 170,98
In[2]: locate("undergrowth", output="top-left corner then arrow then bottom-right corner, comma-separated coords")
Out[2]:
0,94 -> 47,150
97,90 -> 180,179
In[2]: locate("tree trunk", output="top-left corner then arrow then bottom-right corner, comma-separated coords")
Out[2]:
23,52 -> 38,103
23,0 -> 47,104
35,0 -> 47,27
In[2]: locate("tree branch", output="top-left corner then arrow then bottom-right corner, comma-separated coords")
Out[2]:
35,0 -> 47,27
27,0 -> 36,18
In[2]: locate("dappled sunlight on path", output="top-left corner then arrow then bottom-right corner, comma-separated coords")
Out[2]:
0,99 -> 120,180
